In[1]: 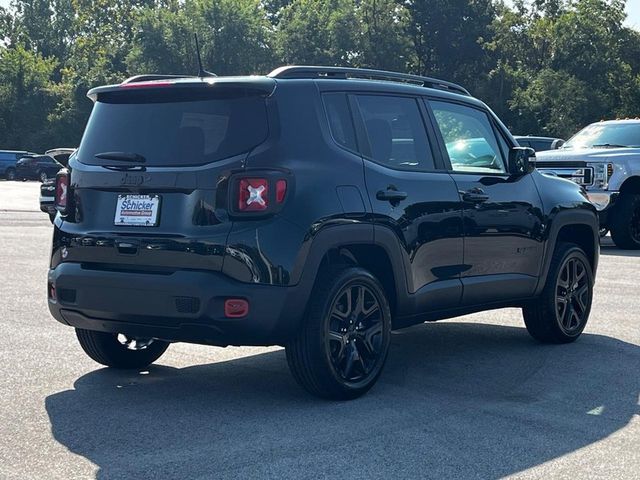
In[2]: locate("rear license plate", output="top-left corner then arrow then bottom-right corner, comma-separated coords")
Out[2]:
114,194 -> 161,226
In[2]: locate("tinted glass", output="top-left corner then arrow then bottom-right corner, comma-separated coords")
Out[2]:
531,141 -> 552,151
563,122 -> 640,149
323,93 -> 357,151
431,101 -> 506,173
356,95 -> 435,171
78,93 -> 269,167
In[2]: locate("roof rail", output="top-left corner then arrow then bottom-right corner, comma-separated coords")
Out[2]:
268,66 -> 470,96
121,74 -> 196,85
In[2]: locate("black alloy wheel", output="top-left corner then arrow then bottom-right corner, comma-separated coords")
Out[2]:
630,204 -> 640,243
327,283 -> 385,384
555,256 -> 590,334
523,243 -> 593,343
286,266 -> 391,400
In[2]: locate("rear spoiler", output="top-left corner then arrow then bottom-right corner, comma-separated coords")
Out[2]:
87,76 -> 277,102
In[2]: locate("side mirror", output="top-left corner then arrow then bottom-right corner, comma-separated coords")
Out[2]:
508,147 -> 536,176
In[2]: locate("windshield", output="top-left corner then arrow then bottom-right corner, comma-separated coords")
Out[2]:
563,123 -> 640,149
78,91 -> 269,167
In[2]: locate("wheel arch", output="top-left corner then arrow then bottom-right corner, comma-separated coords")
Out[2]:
619,176 -> 640,195
535,209 -> 599,295
291,224 -> 409,318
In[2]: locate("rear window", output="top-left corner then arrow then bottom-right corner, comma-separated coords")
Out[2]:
78,91 -> 269,167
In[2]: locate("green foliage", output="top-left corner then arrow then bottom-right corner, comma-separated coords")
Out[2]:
510,69 -> 591,138
0,45 -> 56,150
276,0 -> 359,65
0,0 -> 639,151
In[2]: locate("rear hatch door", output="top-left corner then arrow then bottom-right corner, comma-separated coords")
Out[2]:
59,79 -> 274,272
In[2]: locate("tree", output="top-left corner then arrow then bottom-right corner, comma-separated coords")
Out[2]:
192,0 -> 274,75
0,44 -> 57,150
276,0 -> 359,66
354,0 -> 412,71
509,69 -> 591,138
126,5 -> 195,75
403,0 -> 497,91
128,0 -> 274,76
13,0 -> 74,65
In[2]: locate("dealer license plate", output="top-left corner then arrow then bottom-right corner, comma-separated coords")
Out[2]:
114,194 -> 161,226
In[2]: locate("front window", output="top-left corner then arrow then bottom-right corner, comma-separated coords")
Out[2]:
430,101 -> 507,174
563,123 -> 640,150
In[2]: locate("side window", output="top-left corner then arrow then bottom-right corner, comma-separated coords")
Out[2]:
531,141 -> 550,151
323,93 -> 357,151
497,131 -> 511,159
430,101 -> 507,174
356,95 -> 435,171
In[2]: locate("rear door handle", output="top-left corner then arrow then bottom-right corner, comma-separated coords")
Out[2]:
376,189 -> 408,203
461,189 -> 490,203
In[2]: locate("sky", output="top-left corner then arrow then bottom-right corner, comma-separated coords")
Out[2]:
0,0 -> 638,28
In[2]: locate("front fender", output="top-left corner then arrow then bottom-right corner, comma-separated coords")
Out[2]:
535,208 -> 599,295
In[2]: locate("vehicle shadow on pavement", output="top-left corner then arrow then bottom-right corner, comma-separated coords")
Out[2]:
45,322 -> 639,479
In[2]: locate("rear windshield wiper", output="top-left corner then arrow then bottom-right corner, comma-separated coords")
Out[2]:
591,143 -> 628,149
94,151 -> 146,163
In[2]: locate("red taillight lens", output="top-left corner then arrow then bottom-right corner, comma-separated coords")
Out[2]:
239,178 -> 269,211
276,179 -> 287,203
55,171 -> 69,211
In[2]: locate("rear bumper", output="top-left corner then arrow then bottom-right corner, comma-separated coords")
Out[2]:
48,262 -> 307,346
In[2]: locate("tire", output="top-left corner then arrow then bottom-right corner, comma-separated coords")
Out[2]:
286,266 -> 392,400
523,243 -> 593,344
609,192 -> 640,249
5,168 -> 15,181
75,328 -> 169,369
38,171 -> 48,183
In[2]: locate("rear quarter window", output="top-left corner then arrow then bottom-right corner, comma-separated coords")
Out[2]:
322,93 -> 358,151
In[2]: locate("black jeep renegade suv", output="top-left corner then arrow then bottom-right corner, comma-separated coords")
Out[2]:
48,66 -> 599,399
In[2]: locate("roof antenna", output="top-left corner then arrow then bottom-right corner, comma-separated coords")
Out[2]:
194,33 -> 216,78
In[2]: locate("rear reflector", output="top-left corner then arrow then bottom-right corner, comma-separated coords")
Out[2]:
224,299 -> 249,318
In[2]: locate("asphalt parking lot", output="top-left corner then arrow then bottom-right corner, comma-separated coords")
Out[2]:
0,180 -> 638,479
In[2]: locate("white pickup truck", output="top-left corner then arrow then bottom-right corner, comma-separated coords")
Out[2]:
536,119 -> 640,249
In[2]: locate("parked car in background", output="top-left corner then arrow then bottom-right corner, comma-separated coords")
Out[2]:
515,135 -> 565,151
0,150 -> 36,180
47,66 -> 599,400
40,178 -> 56,222
16,154 -> 63,182
45,148 -> 75,167
536,119 -> 640,249
39,149 -> 75,222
